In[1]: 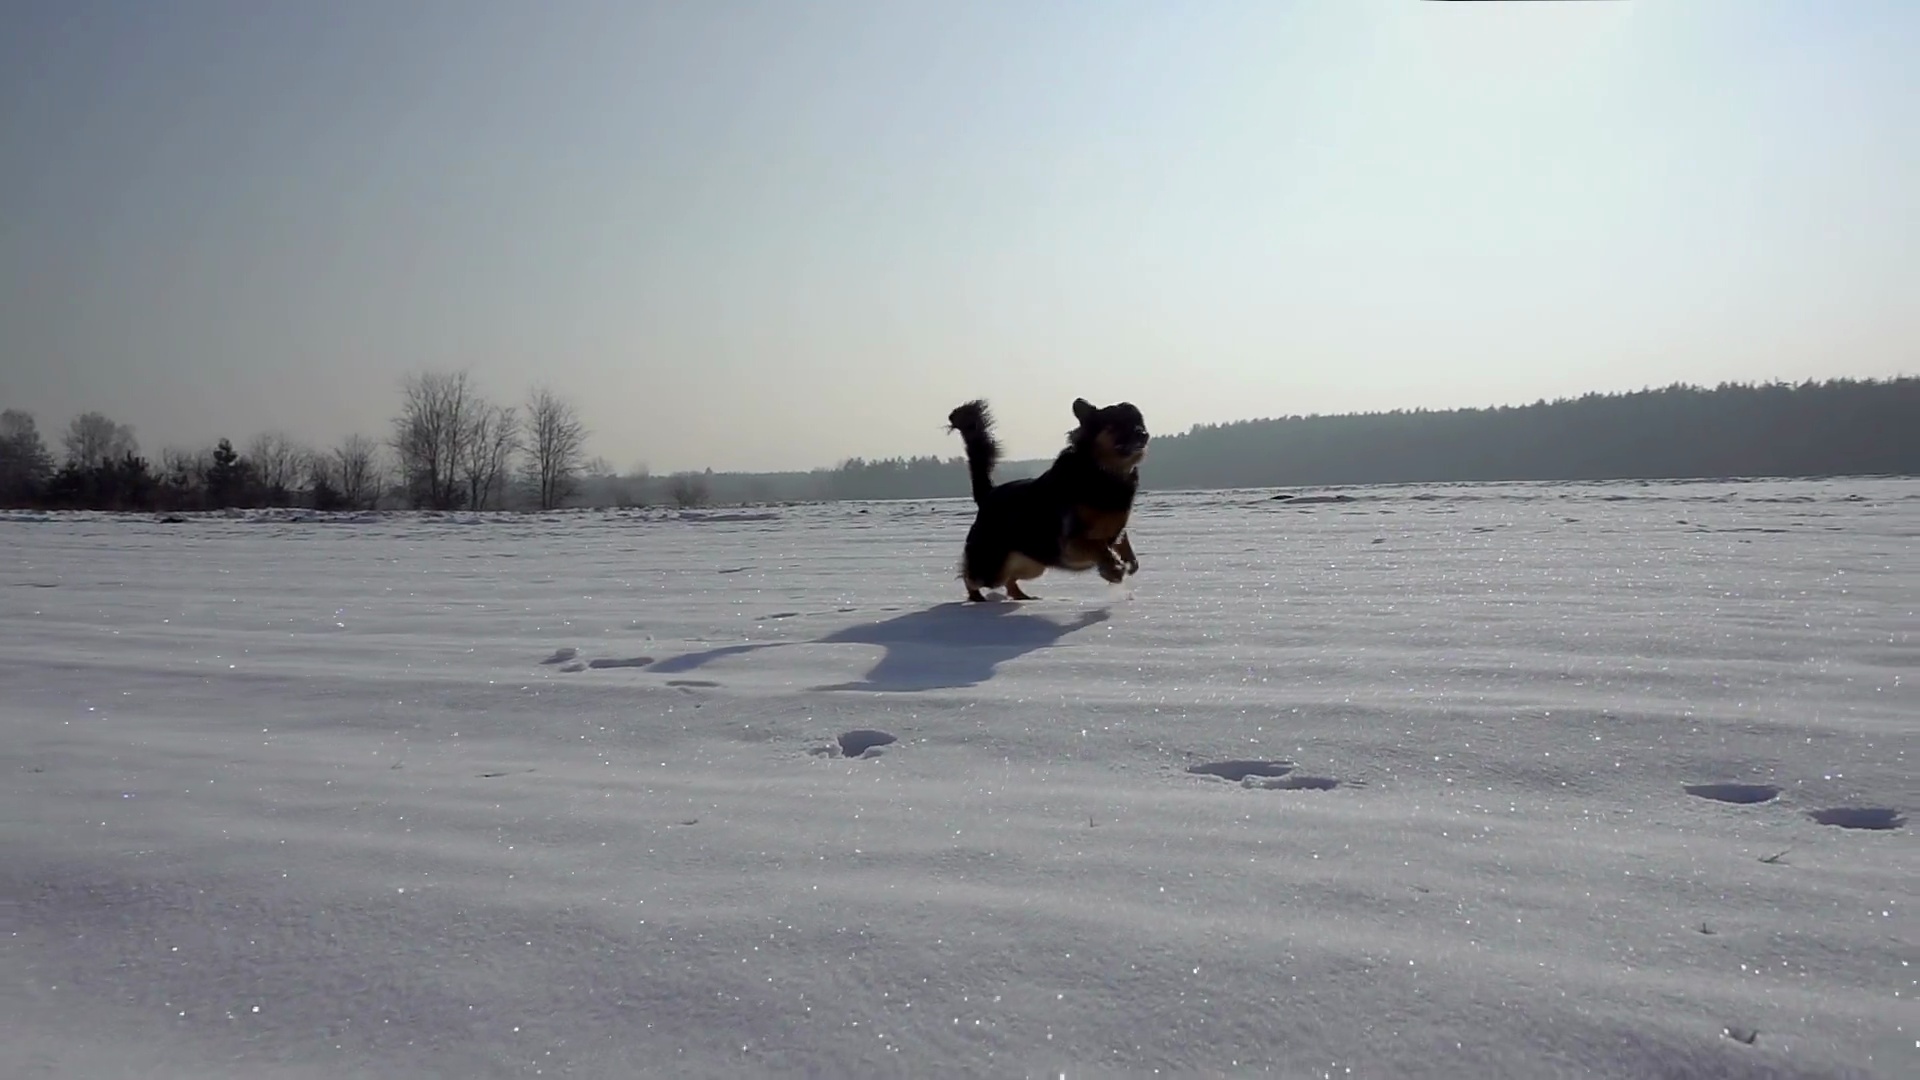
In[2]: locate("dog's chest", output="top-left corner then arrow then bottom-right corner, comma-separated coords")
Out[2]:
1070,503 -> 1130,543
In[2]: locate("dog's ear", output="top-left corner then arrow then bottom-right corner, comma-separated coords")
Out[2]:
1072,398 -> 1096,424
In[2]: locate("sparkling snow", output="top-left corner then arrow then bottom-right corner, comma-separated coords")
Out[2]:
3,479 -> 1914,1078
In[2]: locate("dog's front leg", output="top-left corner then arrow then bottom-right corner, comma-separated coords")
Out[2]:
1114,531 -> 1139,576
1063,537 -> 1127,583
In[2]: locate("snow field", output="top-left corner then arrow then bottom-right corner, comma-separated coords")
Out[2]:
3,479 -> 1914,1078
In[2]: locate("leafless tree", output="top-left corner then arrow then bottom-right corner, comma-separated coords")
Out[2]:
460,402 -> 519,511
392,370 -> 480,509
667,471 -> 710,508
522,386 -> 588,510
245,431 -> 308,496
158,446 -> 209,490
331,434 -> 383,510
159,446 -> 201,476
621,460 -> 654,507
1,410 -> 38,443
62,411 -> 138,468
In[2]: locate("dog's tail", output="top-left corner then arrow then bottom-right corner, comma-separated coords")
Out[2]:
946,399 -> 1000,506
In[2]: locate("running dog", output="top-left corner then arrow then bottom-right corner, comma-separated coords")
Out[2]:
945,397 -> 1148,602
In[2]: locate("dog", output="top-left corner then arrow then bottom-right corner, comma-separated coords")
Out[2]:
945,396 -> 1148,602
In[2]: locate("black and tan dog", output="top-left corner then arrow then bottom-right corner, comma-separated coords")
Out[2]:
945,397 -> 1148,602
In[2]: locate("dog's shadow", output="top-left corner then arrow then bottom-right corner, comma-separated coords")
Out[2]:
647,600 -> 1112,692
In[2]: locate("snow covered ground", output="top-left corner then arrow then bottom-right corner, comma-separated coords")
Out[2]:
3,478 -> 1914,1079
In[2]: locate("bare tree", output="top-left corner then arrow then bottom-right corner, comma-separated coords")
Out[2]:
667,471 -> 710,508
460,402 -> 519,511
159,446 -> 204,478
522,386 -> 588,510
62,411 -> 138,468
245,431 -> 307,498
332,434 -> 383,510
621,460 -> 653,507
392,370 -> 480,509
1,409 -> 40,444
158,446 -> 209,495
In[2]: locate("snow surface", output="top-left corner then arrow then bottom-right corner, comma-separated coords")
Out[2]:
4,479 -> 1915,1079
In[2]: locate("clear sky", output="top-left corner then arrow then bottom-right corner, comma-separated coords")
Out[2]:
3,0 -> 1915,474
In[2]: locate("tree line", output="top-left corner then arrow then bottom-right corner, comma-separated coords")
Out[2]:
4,376 -> 1914,513
1139,376 -> 1920,489
584,377 -> 1920,504
0,371 -> 595,512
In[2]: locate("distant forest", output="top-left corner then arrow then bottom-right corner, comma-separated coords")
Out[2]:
632,376 -> 1920,505
2,376 -> 1914,513
1144,376 -> 1920,490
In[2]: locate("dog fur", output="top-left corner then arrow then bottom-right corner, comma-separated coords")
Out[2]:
945,397 -> 1149,602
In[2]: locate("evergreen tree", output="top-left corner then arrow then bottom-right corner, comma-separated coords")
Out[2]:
0,409 -> 56,506
206,438 -> 251,508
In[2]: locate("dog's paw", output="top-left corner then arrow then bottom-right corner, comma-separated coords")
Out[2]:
1098,562 -> 1127,584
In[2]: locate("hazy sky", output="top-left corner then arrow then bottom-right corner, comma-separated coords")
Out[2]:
3,1 -> 1916,473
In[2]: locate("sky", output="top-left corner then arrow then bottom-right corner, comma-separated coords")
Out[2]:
2,0 -> 1916,475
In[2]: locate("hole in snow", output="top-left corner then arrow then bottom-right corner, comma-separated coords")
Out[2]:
1187,760 -> 1293,781
1684,783 -> 1781,805
1807,807 -> 1905,831
838,730 -> 897,757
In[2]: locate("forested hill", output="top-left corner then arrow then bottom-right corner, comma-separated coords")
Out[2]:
605,377 -> 1918,506
1136,377 -> 1919,491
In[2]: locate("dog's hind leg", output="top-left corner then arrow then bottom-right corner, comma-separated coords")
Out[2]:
1001,552 -> 1046,600
960,565 -> 989,603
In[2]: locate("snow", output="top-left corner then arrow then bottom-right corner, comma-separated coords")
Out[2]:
4,478 -> 1915,1079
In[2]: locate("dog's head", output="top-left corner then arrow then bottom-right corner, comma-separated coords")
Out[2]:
1070,398 -> 1150,473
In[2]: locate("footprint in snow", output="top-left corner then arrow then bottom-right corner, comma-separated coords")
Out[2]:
1681,784 -> 1906,829
1187,760 -> 1359,790
837,729 -> 897,758
1186,760 -> 1294,781
539,647 -> 578,665
587,656 -> 654,670
1684,783 -> 1782,805
1806,807 -> 1905,831
1249,774 -> 1356,791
